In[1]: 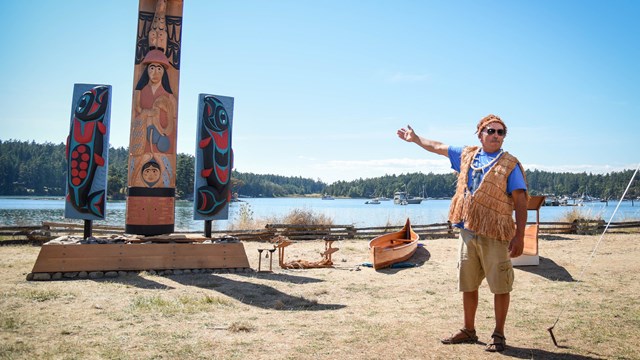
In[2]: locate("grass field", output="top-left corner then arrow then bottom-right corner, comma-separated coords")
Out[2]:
1,233 -> 639,359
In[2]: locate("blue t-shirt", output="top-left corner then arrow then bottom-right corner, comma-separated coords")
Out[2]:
448,146 -> 527,194
448,146 -> 527,230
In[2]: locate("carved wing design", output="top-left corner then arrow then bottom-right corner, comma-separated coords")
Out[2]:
135,11 -> 155,65
165,15 -> 182,69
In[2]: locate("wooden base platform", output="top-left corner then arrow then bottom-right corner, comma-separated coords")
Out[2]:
511,254 -> 540,266
31,242 -> 250,273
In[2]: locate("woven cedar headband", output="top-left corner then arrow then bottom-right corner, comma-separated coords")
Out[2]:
476,114 -> 507,134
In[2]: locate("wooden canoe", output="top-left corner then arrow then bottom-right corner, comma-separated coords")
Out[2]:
368,218 -> 419,270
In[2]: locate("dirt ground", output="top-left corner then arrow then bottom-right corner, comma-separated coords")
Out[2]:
1,233 -> 639,360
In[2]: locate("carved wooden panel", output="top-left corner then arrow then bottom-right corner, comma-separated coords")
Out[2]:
64,84 -> 112,220
193,94 -> 234,220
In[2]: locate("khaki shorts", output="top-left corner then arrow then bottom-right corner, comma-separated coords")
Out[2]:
458,228 -> 514,294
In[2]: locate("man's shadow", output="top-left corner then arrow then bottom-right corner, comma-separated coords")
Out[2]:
499,344 -> 606,359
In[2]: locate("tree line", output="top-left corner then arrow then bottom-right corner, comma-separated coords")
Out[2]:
0,139 -> 638,200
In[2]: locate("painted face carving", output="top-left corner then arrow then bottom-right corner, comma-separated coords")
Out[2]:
148,63 -> 165,85
142,161 -> 161,186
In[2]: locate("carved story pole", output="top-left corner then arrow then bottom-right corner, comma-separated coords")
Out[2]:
125,0 -> 183,235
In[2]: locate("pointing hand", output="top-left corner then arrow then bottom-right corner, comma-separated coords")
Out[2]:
397,125 -> 416,142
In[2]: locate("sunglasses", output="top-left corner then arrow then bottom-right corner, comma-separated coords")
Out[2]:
484,128 -> 506,136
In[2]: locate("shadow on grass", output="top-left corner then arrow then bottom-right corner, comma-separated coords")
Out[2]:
502,344 -> 606,359
412,245 -> 431,265
374,245 -> 431,274
516,256 -> 575,282
242,271 -> 325,284
540,234 -> 575,241
170,273 -> 346,311
91,274 -> 176,290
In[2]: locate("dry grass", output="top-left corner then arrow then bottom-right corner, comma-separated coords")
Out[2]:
277,208 -> 333,225
229,205 -> 334,231
557,207 -> 602,223
2,233 -> 640,359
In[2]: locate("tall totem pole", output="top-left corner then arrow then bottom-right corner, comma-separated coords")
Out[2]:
126,0 -> 183,235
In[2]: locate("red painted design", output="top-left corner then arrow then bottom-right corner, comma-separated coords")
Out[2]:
73,120 -> 95,143
201,168 -> 212,178
213,130 -> 229,149
199,195 -> 208,210
199,136 -> 212,148
94,153 -> 105,166
215,164 -> 229,183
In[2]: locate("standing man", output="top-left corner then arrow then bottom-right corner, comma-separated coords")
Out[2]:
397,114 -> 528,352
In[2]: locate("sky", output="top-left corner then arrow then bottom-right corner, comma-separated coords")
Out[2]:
1,1 -> 638,184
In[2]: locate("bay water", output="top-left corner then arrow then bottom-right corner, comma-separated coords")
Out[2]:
1,197 -> 639,232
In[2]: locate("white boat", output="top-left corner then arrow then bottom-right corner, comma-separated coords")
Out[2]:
393,191 -> 423,205
365,198 -> 381,204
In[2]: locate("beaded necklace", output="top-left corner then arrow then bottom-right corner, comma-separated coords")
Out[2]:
470,148 -> 504,173
469,148 -> 503,191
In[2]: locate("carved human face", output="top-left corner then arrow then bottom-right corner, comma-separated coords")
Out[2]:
147,63 -> 165,85
142,163 -> 161,185
479,121 -> 506,153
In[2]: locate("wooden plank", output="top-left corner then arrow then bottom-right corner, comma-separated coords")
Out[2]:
266,224 -> 354,229
527,196 -> 546,210
522,224 -> 539,256
43,221 -> 123,231
31,243 -> 249,273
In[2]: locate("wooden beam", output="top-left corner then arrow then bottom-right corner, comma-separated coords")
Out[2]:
31,242 -> 249,273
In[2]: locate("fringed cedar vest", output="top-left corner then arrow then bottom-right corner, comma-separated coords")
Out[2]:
448,146 -> 528,241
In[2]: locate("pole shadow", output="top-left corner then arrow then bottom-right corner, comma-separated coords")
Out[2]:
169,273 -> 346,311
238,271 -> 325,284
92,273 -> 176,290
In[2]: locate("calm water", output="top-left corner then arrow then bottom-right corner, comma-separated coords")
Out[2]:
1,196 -> 639,231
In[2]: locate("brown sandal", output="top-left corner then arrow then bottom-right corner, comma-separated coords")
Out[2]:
441,328 -> 478,344
485,332 -> 506,352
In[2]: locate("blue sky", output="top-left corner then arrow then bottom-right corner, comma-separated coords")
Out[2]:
1,1 -> 638,183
